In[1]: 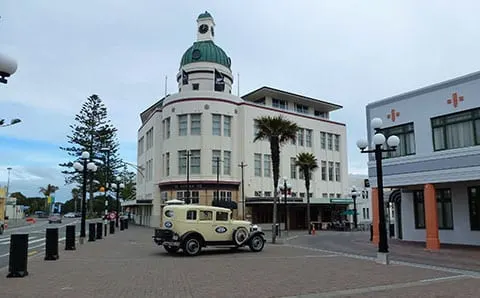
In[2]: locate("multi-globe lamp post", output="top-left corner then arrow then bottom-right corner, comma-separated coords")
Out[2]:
112,177 -> 125,227
0,53 -> 22,127
356,117 -> 399,263
73,151 -> 97,244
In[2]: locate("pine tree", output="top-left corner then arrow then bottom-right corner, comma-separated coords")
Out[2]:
59,94 -> 122,212
118,164 -> 137,201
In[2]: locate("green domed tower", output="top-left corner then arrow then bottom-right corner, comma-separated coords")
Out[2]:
177,11 -> 234,93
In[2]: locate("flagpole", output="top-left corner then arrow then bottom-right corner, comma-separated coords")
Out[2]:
164,75 -> 168,96
237,72 -> 240,96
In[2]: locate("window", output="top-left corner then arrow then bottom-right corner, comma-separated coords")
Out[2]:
192,83 -> 199,90
253,119 -> 260,136
437,189 -> 453,229
212,150 -> 221,174
264,191 -> 272,197
335,162 -> 341,182
329,193 -> 335,198
432,108 -> 480,151
254,191 -> 262,197
468,186 -> 480,230
306,129 -> 312,147
298,129 -> 304,146
146,159 -> 153,181
263,154 -> 271,177
320,132 -> 326,149
178,150 -> 187,175
381,122 -> 415,158
295,104 -> 308,114
322,193 -> 328,198
190,150 -> 201,174
199,210 -> 213,221
290,157 -> 297,179
363,208 -> 370,219
178,115 -> 188,136
254,153 -> 262,176
321,161 -> 326,181
327,133 -> 333,150
272,98 -> 287,110
224,151 -> 231,175
146,128 -> 154,149
334,134 -> 340,151
190,113 -> 201,135
224,116 -> 231,137
216,211 -> 229,221
138,137 -> 144,156
163,117 -> 171,139
300,193 -> 305,198
165,152 -> 170,176
186,210 -> 197,220
190,191 -> 199,204
328,161 -> 334,181
212,114 -> 221,136
413,190 -> 425,229
138,164 -> 144,184
299,167 -> 304,180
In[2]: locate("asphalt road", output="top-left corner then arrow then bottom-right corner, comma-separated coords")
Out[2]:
0,217 -> 101,270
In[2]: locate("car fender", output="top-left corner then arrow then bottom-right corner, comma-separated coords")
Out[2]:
247,231 -> 266,243
179,231 -> 205,246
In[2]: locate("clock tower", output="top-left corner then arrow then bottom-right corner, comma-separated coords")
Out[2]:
196,11 -> 215,42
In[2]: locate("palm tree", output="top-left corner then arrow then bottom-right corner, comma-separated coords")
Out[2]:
39,184 -> 59,213
295,152 -> 319,234
254,115 -> 299,243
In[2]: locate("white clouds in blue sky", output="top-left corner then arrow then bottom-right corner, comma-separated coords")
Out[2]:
2,0 -> 480,201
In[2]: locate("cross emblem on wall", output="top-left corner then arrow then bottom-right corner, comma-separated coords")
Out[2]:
386,109 -> 400,122
446,92 -> 464,108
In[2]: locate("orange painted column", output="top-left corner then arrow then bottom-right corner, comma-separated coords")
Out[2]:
371,188 -> 379,244
424,184 -> 440,250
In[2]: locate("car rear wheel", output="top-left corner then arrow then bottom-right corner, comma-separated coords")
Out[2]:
182,237 -> 202,256
164,245 -> 179,254
248,235 -> 265,252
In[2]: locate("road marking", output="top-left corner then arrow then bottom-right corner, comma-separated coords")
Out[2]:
28,250 -> 37,256
282,275 -> 471,297
284,243 -> 480,277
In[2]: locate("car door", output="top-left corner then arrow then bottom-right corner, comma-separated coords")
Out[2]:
212,211 -> 232,242
197,210 -> 217,241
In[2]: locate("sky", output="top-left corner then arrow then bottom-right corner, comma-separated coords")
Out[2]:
1,1 -> 480,202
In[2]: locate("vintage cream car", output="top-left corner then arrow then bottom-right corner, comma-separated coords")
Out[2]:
152,204 -> 266,256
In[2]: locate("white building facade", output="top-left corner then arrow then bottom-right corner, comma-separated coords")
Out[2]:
130,12 -> 349,229
366,71 -> 480,247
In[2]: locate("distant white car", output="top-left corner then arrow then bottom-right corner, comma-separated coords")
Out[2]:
63,212 -> 76,218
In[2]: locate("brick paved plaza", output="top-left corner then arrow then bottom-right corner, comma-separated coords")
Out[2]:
0,225 -> 479,298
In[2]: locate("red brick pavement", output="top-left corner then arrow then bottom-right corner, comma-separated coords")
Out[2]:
0,226 -> 477,298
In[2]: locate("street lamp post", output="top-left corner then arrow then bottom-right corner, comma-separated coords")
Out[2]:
6,167 -> 12,198
357,117 -> 400,259
0,53 -> 18,84
238,162 -> 247,220
351,186 -> 358,230
114,177 -> 125,227
73,151 -> 97,244
279,177 -> 291,233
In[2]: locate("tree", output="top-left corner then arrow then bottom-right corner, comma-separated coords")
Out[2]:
295,152 -> 319,234
39,184 -> 59,212
118,164 -> 136,201
59,94 -> 122,211
253,115 -> 299,244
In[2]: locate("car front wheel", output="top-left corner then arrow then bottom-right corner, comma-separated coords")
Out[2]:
182,237 -> 202,256
248,235 -> 265,252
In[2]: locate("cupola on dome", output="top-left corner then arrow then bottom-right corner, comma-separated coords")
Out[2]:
197,11 -> 212,20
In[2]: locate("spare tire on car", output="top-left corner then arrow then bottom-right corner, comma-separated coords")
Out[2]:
232,227 -> 249,246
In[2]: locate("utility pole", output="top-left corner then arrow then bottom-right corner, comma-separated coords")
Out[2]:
6,167 -> 12,198
238,162 -> 247,220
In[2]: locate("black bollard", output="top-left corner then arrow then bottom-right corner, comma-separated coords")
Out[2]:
124,219 -> 128,229
88,223 -> 96,242
370,224 -> 373,242
120,219 -> 124,231
65,225 -> 76,250
7,234 -> 29,278
104,223 -> 108,237
45,228 -> 59,260
96,223 -> 103,240
109,220 -> 115,234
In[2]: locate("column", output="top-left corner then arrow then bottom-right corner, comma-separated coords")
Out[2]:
371,188 -> 379,244
424,184 -> 440,250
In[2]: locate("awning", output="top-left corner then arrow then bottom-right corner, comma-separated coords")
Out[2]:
330,198 -> 353,204
341,209 -> 359,216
